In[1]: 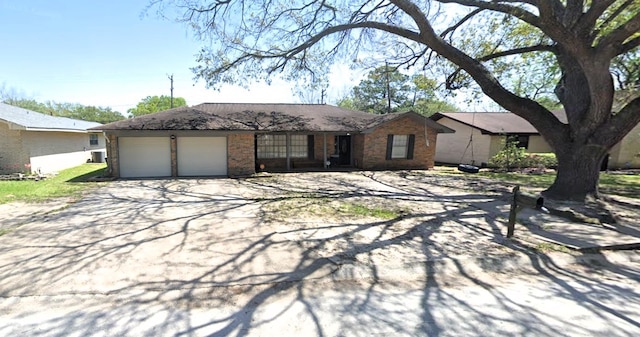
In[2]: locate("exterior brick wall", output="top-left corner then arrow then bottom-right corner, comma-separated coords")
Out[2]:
106,134 -> 119,177
352,134 -> 365,168
228,134 -> 255,176
313,133 -> 336,162
0,123 -> 28,174
170,136 -> 178,177
360,116 -> 438,170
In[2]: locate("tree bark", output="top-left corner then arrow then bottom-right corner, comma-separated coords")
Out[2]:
543,144 -> 608,201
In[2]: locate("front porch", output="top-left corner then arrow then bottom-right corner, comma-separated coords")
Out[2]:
254,133 -> 359,172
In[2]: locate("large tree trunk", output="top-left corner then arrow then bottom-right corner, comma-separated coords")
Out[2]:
543,144 -> 608,201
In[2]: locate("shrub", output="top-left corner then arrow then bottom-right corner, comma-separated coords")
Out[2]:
489,139 -> 527,170
489,139 -> 557,170
522,153 -> 557,169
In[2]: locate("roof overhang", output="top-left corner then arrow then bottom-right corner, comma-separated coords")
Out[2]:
362,111 -> 455,134
24,127 -> 91,133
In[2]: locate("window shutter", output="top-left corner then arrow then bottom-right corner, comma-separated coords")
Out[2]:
386,135 -> 393,160
307,135 -> 315,159
407,134 -> 415,159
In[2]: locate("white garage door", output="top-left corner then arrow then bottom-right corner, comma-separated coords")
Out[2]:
119,137 -> 171,178
177,137 -> 227,176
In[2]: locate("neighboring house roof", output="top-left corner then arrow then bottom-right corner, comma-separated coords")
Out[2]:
431,111 -> 568,135
92,103 -> 455,133
0,102 -> 102,132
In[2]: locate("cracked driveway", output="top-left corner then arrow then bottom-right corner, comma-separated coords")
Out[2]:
2,172 -> 640,337
0,178 -> 337,298
0,171 -> 515,299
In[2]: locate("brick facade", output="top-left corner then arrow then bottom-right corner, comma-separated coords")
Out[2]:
227,134 -> 255,176
0,123 -> 28,174
358,115 -> 438,170
313,133 -> 336,162
103,114 -> 441,178
105,134 -> 119,177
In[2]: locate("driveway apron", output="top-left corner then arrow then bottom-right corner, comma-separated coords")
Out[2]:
0,179 -> 335,297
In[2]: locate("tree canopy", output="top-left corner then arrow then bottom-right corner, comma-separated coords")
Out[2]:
338,66 -> 457,114
127,95 -> 187,117
154,0 -> 640,201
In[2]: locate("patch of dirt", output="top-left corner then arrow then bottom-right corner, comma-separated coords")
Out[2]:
240,170 -> 640,268
240,171 -> 527,268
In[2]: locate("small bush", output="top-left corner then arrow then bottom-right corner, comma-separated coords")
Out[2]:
489,139 -> 527,170
522,153 -> 557,169
489,139 -> 557,170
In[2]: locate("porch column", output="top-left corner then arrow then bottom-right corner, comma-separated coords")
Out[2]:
323,133 -> 327,169
286,133 -> 291,170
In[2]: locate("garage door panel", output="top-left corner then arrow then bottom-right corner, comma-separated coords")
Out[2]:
177,137 -> 227,176
119,137 -> 171,178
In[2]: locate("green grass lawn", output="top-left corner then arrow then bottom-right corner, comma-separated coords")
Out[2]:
0,163 -> 107,204
436,167 -> 640,198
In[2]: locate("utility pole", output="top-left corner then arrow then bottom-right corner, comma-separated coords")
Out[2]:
168,74 -> 174,108
320,88 -> 326,104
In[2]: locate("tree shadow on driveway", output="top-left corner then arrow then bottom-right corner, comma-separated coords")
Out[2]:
0,172 -> 638,336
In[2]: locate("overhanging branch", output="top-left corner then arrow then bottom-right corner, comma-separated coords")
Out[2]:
598,13 -> 640,56
478,44 -> 557,61
390,0 -> 565,137
594,95 -> 640,145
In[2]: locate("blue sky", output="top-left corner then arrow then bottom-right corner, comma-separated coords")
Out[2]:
0,0 -> 357,113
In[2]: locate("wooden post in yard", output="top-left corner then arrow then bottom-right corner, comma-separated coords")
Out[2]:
507,186 -> 519,238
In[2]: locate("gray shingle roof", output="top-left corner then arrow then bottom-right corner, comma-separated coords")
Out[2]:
91,103 -> 454,133
431,111 -> 568,134
0,102 -> 102,131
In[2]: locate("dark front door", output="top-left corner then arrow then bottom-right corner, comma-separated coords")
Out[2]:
337,135 -> 351,165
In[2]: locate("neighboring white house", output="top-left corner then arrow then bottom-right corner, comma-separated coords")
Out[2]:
431,111 -> 640,169
0,103 -> 105,174
608,121 -> 640,169
431,112 -> 556,167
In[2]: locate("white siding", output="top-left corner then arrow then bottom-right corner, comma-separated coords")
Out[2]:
608,122 -> 640,169
434,118 -> 493,165
24,131 -> 104,174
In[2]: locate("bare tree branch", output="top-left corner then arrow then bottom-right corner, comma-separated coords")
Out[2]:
439,8 -> 484,39
620,36 -> 640,54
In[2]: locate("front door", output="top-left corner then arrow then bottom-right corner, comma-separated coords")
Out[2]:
337,135 -> 351,165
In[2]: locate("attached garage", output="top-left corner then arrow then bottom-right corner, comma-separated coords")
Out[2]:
177,137 -> 227,176
94,104 -> 454,178
119,137 -> 171,178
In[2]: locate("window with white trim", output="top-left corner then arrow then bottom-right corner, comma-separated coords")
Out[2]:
256,134 -> 308,159
391,135 -> 408,159
289,135 -> 308,158
89,134 -> 99,146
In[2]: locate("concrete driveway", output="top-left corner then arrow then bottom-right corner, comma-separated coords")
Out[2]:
0,178 -> 339,298
0,171 -> 515,298
1,171 -> 639,336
